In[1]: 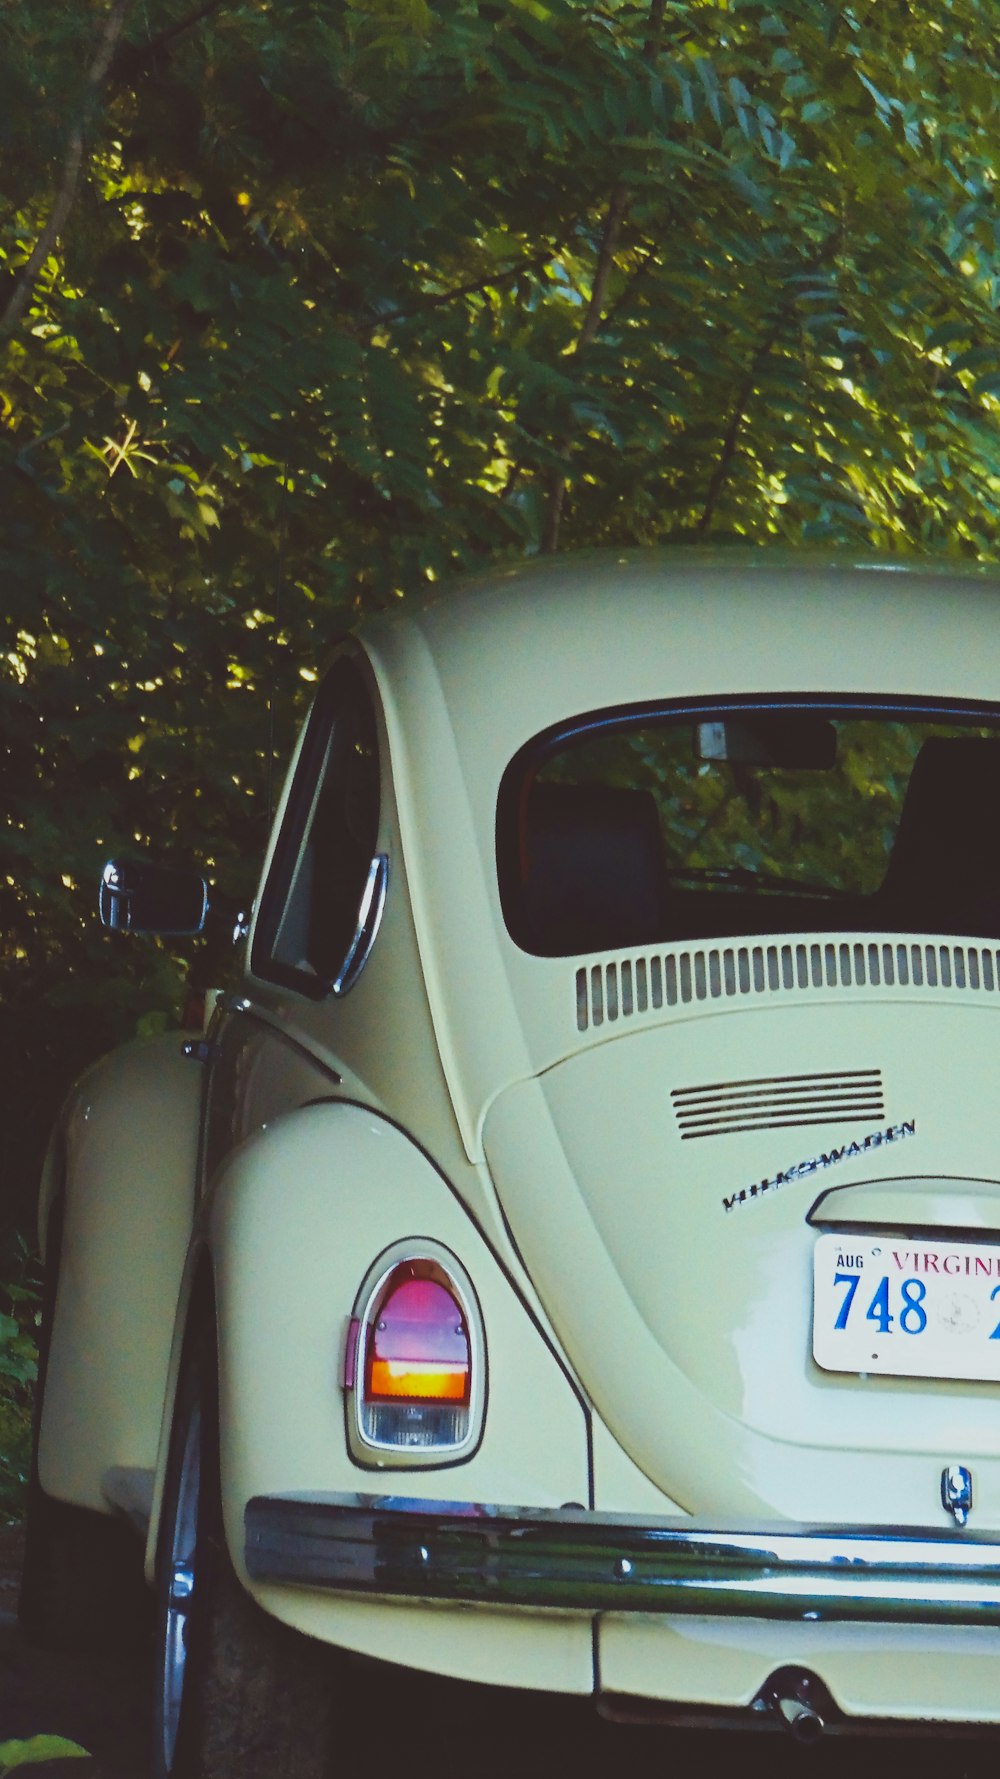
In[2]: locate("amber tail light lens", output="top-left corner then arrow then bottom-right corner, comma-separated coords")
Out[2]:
359,1262 -> 472,1451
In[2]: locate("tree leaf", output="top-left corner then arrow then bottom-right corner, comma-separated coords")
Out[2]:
0,1737 -> 90,1773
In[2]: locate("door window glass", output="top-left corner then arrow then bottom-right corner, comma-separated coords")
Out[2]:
252,657 -> 383,997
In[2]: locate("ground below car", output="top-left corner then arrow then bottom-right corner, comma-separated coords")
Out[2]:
4,1518 -> 1000,1778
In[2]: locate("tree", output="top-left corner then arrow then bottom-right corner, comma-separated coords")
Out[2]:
3,0 -> 1000,1232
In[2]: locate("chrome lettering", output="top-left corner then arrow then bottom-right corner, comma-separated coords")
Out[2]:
721,1119 -> 917,1213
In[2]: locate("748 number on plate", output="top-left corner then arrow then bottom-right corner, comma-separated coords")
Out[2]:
831,1270 -> 939,1335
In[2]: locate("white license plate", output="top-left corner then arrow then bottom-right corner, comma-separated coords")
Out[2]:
813,1233 -> 1000,1382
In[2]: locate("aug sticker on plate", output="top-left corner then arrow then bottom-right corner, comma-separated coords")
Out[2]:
812,1233 -> 1000,1382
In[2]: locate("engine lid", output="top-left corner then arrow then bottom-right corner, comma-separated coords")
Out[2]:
483,996 -> 1000,1524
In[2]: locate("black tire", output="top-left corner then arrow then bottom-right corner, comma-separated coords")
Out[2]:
19,1189 -> 151,1653
152,1313 -> 342,1779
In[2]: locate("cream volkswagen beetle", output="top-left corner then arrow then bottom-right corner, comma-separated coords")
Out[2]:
21,551 -> 1000,1771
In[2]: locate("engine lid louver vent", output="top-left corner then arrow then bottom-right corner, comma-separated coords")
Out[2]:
671,1069 -> 885,1141
575,937 -> 1000,1033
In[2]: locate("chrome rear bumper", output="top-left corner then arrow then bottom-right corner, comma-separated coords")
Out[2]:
244,1493 -> 1000,1626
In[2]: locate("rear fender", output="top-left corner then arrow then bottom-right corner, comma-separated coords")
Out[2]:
149,1100 -> 593,1691
37,1032 -> 201,1513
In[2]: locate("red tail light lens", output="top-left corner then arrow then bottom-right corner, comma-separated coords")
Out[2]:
353,1257 -> 479,1455
367,1275 -> 470,1404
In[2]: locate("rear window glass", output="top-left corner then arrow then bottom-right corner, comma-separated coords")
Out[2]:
497,701 -> 1000,956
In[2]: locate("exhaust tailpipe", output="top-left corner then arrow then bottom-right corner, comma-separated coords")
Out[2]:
757,1667 -> 828,1742
774,1691 -> 825,1743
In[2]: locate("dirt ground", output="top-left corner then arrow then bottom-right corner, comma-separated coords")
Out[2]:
0,1522 -> 150,1779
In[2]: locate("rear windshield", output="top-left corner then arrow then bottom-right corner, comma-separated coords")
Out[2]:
497,701 -> 1000,956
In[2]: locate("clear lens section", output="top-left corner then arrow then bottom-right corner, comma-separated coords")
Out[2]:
360,1263 -> 472,1451
360,1401 -> 469,1449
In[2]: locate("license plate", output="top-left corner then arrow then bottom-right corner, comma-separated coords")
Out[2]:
813,1233 -> 1000,1382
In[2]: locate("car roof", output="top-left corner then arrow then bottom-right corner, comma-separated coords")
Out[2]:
347,555 -> 1000,1156
362,551 -> 1000,779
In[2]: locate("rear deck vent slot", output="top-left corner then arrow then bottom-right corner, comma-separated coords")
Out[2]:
575,939 -> 1000,1032
671,1070 -> 885,1141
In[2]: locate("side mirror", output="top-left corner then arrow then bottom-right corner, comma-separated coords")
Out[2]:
99,858 -> 209,936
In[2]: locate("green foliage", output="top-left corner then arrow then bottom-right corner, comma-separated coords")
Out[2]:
2,0 -> 1000,1239
0,1235 -> 39,1522
0,1737 -> 89,1775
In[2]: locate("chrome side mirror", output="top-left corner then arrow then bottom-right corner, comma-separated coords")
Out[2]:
99,858 -> 209,936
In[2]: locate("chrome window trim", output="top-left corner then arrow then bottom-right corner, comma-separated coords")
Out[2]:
331,852 -> 389,997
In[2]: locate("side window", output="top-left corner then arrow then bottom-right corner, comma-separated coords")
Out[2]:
251,657 -> 387,998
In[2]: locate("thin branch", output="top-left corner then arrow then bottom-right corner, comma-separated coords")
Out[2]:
14,421 -> 71,468
0,0 -> 131,342
643,0 -> 667,60
577,183 -> 630,351
500,460 -> 524,501
694,309 -> 790,536
541,186 -> 628,553
539,473 -> 566,555
600,240 -> 662,331
695,232 -> 844,535
540,0 -> 664,553
117,0 -> 227,72
374,250 -> 559,328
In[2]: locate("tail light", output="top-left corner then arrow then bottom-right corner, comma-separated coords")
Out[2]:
345,1248 -> 484,1465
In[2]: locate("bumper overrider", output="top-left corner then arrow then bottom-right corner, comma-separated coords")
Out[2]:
245,1494 -> 1000,1626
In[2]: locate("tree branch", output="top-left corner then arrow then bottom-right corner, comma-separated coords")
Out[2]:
0,0 -> 131,343
117,0 -> 227,73
540,0 -> 664,553
693,308 -> 790,536
541,185 -> 629,553
374,250 -> 560,328
577,183 -> 630,351
694,231 -> 844,535
599,239 -> 660,331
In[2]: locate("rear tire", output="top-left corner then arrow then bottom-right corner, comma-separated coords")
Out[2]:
19,1190 -> 150,1653
153,1314 -> 341,1779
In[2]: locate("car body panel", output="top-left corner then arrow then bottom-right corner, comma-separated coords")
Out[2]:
597,1613 -> 1000,1722
194,1098 -> 593,1688
204,1101 -> 590,1531
37,1033 -> 200,1511
486,994 -> 1000,1515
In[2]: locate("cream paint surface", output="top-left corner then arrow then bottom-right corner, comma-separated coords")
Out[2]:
484,992 -> 1000,1527
38,1034 -> 200,1510
599,1614 -> 1000,1720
